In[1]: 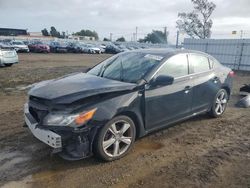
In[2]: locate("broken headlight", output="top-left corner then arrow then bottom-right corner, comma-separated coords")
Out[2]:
43,108 -> 97,127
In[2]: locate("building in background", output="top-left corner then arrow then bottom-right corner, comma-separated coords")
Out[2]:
29,32 -> 43,37
0,28 -> 28,36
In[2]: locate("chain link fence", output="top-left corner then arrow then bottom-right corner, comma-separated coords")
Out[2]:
183,38 -> 250,71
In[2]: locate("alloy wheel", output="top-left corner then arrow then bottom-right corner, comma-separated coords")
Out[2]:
102,120 -> 133,158
215,91 -> 228,115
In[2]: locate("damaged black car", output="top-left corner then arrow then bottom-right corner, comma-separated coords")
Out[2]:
24,49 -> 234,161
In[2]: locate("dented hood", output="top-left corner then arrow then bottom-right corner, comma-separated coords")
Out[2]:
28,73 -> 137,103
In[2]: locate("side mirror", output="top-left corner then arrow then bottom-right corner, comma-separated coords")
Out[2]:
150,75 -> 174,87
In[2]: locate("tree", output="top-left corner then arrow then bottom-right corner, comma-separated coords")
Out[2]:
116,36 -> 126,42
75,29 -> 99,40
41,28 -> 49,36
61,31 -> 66,39
176,0 -> 216,39
50,26 -> 61,38
139,30 -> 168,44
103,37 -> 110,41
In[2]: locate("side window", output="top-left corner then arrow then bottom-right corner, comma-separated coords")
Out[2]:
189,54 -> 210,73
157,54 -> 188,78
209,57 -> 217,69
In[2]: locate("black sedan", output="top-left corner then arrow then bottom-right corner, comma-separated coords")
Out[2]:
24,49 -> 234,161
66,42 -> 82,53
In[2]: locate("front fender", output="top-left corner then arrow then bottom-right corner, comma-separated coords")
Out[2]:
88,91 -> 146,138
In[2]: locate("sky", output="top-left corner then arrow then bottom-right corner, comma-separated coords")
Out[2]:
1,0 -> 250,43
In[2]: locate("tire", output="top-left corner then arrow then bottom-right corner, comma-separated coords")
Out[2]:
209,89 -> 229,118
93,115 -> 136,161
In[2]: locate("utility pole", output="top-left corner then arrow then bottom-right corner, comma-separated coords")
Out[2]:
163,26 -> 168,44
110,33 -> 113,41
176,31 -> 180,48
135,26 -> 138,42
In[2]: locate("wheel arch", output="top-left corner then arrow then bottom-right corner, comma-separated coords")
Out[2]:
115,111 -> 146,139
221,86 -> 231,97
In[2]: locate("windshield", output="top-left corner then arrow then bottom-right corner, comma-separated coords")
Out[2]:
87,52 -> 163,83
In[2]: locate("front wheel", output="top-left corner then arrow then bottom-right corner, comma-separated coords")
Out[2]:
209,89 -> 228,118
93,115 -> 136,161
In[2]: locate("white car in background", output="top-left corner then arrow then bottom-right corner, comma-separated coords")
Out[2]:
11,40 -> 29,52
81,44 -> 102,54
0,43 -> 19,67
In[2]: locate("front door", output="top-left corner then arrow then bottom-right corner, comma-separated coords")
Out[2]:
144,54 -> 193,131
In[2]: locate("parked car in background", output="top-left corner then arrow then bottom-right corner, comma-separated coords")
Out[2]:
99,44 -> 106,51
24,49 -> 234,161
23,40 -> 30,45
81,44 -> 102,54
28,41 -> 50,53
117,44 -> 129,52
50,42 -> 68,53
66,42 -> 82,53
11,40 -> 29,53
105,44 -> 123,54
0,42 -> 19,67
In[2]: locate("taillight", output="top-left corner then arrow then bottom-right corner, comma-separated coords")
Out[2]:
229,71 -> 235,77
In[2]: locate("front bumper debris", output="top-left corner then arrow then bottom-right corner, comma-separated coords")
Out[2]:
24,103 -> 62,149
24,103 -> 97,160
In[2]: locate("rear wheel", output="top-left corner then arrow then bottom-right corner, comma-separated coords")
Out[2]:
93,115 -> 136,161
209,89 -> 228,118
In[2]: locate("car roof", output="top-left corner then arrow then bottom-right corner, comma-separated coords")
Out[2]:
130,48 -> 209,58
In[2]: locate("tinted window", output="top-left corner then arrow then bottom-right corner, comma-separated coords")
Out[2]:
88,52 -> 162,83
88,55 -> 117,76
121,53 -> 162,83
102,56 -> 122,81
189,54 -> 210,73
208,57 -> 219,69
157,54 -> 188,78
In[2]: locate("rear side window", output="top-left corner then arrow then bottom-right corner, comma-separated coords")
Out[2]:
157,54 -> 188,78
208,57 -> 219,69
189,54 -> 210,73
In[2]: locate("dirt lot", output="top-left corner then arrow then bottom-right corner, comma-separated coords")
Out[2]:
0,53 -> 250,188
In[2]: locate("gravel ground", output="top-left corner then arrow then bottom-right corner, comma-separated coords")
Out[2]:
0,53 -> 250,188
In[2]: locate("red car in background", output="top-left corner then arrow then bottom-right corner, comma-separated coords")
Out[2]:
28,41 -> 50,53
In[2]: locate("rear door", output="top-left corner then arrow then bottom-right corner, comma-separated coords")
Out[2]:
145,54 -> 193,131
188,53 -> 220,113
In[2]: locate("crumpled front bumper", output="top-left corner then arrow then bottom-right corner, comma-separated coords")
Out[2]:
24,103 -> 97,160
24,103 -> 62,149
